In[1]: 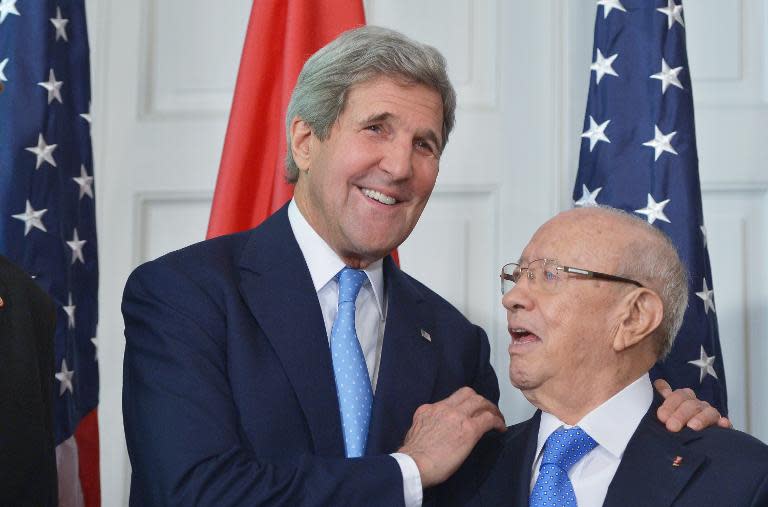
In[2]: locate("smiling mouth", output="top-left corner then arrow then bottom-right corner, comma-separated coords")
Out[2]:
361,187 -> 398,205
509,327 -> 540,345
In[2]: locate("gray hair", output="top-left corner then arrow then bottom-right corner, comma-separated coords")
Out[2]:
284,25 -> 457,182
594,207 -> 689,359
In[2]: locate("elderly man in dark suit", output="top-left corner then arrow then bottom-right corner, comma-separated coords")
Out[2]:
439,207 -> 767,507
0,255 -> 57,506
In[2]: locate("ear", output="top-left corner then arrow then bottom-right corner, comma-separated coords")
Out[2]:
613,288 -> 664,352
290,117 -> 314,172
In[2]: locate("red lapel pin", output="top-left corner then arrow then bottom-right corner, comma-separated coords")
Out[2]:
0,296 -> 5,308
672,455 -> 683,467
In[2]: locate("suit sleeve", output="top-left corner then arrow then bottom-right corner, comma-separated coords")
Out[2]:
122,260 -> 404,507
470,324 -> 500,406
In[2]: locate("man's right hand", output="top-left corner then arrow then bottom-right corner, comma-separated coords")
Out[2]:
397,387 -> 506,489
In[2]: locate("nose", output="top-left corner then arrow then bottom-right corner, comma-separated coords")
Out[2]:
379,138 -> 413,181
502,277 -> 534,312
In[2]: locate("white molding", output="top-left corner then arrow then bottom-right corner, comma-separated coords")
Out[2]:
133,191 -> 213,265
138,0 -> 244,120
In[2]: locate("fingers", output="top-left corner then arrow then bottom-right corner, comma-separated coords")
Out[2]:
661,399 -> 716,432
653,378 -> 673,398
718,416 -> 733,429
684,404 -> 722,431
656,385 -> 695,425
400,388 -> 506,488
442,386 -> 479,407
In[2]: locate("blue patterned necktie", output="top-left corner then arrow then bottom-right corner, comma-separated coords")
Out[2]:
330,267 -> 373,458
530,426 -> 598,507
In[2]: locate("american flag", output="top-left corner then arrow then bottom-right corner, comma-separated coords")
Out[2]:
574,0 -> 727,414
0,0 -> 100,504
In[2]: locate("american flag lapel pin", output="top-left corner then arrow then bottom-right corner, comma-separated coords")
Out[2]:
420,329 -> 431,342
672,456 -> 683,467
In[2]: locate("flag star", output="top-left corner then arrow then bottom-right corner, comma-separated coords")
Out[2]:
688,346 -> 718,383
700,224 -> 708,248
67,228 -> 87,264
642,125 -> 678,161
657,0 -> 685,29
73,164 -> 95,199
574,184 -> 602,207
597,0 -> 626,18
25,134 -> 58,169
80,102 -> 91,124
651,58 -> 684,93
55,358 -> 75,396
696,278 -> 716,314
635,194 -> 671,224
63,293 -> 76,329
590,49 -> 619,84
11,200 -> 48,235
0,57 -> 8,81
91,337 -> 99,361
581,116 -> 611,151
50,6 -> 69,41
37,68 -> 64,104
0,0 -> 19,24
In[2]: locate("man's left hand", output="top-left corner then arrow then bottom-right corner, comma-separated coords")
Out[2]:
654,378 -> 732,431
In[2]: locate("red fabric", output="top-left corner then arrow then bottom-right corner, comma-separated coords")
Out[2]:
74,409 -> 101,507
207,0 -> 366,239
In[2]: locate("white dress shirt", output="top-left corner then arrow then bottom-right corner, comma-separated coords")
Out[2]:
288,201 -> 423,507
530,374 -> 653,507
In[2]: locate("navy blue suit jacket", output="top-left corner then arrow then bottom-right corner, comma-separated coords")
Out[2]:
122,204 -> 499,506
438,394 -> 768,506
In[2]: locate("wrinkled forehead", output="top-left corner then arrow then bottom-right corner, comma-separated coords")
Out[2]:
520,211 -> 629,269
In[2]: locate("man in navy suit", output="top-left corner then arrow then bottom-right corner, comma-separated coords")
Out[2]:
123,27 -> 727,506
438,207 -> 768,506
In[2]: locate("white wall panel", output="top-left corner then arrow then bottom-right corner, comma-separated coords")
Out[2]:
704,187 -> 768,441
141,0 -> 250,117
684,0 -> 742,82
135,193 -> 212,263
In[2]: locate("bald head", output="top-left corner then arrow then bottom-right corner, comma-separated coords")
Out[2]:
535,206 -> 688,357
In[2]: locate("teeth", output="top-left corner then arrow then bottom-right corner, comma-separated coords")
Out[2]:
511,328 -> 529,334
362,188 -> 397,205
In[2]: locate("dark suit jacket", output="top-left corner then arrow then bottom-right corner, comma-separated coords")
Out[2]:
0,255 -> 58,506
122,204 -> 500,506
438,394 -> 768,506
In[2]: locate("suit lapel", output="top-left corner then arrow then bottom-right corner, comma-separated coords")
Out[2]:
366,258 -> 438,455
484,412 -> 539,507
238,206 -> 345,456
603,395 -> 707,507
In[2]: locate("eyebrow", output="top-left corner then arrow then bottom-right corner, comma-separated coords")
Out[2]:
360,112 -> 443,152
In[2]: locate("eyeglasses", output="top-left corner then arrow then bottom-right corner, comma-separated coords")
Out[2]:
500,258 -> 644,294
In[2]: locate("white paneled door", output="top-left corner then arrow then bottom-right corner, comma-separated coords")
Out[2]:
89,1 -> 766,504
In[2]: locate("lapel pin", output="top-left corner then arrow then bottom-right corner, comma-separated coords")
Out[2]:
0,296 -> 4,308
420,329 -> 431,342
672,456 -> 683,467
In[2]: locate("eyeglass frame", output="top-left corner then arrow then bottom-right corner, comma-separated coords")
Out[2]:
499,258 -> 644,295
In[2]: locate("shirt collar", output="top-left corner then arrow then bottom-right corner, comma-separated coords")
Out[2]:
537,373 -> 653,460
288,200 -> 385,318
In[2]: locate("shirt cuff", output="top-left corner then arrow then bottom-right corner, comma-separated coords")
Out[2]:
390,452 -> 423,507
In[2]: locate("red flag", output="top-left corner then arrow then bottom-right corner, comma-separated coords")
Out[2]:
207,0 -> 366,238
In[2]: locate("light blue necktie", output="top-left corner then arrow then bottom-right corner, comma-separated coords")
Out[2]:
330,267 -> 373,458
530,426 -> 598,507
